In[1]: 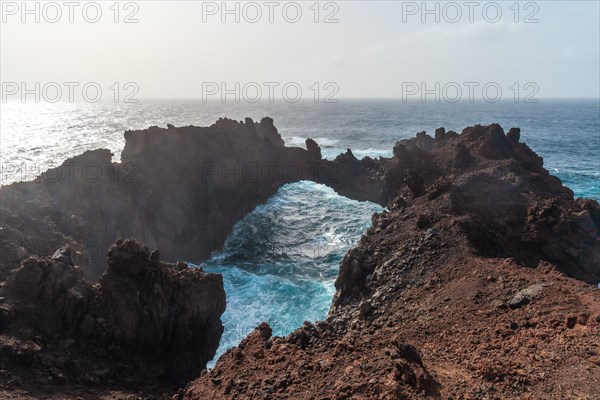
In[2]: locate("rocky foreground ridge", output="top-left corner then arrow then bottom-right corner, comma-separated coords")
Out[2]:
0,238 -> 225,397
183,124 -> 600,399
0,120 -> 599,399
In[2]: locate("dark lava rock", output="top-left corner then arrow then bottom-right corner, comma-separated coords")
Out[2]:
2,121 -> 600,399
507,127 -> 521,142
404,171 -> 426,198
434,127 -> 446,140
51,246 -> 73,265
0,118 -> 387,281
0,239 -> 225,386
107,239 -> 150,276
305,138 -> 322,160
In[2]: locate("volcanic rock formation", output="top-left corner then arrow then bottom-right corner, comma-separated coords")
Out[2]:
0,239 -> 225,393
0,118 -> 301,280
1,120 -> 599,399
182,124 -> 600,399
3,120 -> 598,286
0,117 -> 383,281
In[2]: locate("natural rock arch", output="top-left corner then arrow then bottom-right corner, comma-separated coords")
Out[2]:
1,119 -> 599,287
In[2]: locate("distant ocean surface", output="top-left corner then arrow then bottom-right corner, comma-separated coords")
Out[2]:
2,99 -> 598,198
2,99 -> 598,364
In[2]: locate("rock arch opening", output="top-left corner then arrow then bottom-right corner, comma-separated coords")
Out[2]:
200,180 -> 382,364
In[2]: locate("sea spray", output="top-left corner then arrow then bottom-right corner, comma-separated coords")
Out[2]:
201,181 -> 383,366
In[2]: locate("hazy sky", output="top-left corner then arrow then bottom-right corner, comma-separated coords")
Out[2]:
1,1 -> 599,99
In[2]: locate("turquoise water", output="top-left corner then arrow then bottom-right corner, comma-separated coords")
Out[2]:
1,99 -> 598,364
201,181 -> 382,366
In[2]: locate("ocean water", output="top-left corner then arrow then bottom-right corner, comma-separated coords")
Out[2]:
200,181 -> 382,365
1,99 -> 598,364
2,99 -> 598,198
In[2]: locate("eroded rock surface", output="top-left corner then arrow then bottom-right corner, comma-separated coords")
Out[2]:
1,121 -> 599,399
0,118 -> 384,281
183,124 -> 600,399
5,120 -> 597,286
0,239 -> 225,393
333,123 -> 600,297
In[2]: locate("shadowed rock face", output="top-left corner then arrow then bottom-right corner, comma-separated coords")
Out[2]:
0,117 -> 384,281
0,239 -> 225,386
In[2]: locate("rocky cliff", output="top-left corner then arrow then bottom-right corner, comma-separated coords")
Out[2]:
182,124 -> 600,399
3,121 -> 597,287
1,120 -> 599,399
0,118 -> 302,280
0,239 -> 225,395
0,117 -> 383,282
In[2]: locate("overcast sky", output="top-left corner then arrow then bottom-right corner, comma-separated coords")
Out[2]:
1,1 -> 599,99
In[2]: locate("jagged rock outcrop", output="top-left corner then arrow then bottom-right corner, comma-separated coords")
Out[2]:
183,124 -> 600,400
1,120 -> 599,399
0,239 -> 225,389
334,123 -> 600,299
0,118 -> 385,281
0,118 -> 307,280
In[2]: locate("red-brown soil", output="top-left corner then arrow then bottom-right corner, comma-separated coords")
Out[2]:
182,124 -> 600,399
